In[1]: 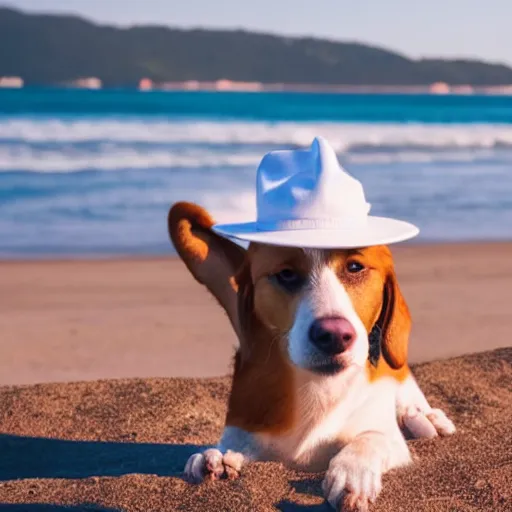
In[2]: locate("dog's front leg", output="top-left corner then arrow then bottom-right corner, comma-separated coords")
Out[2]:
322,431 -> 410,511
184,426 -> 259,483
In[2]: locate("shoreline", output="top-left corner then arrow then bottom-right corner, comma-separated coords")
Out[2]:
1,239 -> 511,263
1,241 -> 511,387
4,84 -> 512,96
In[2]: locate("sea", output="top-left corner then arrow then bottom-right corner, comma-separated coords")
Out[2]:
1,88 -> 511,258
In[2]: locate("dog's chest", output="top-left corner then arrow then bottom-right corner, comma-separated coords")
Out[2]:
257,380 -> 365,471
255,375 -> 398,471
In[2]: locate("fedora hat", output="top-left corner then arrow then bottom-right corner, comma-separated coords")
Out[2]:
213,137 -> 419,248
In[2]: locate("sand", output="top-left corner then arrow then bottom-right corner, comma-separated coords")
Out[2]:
1,242 -> 511,386
0,242 -> 511,511
0,348 -> 510,511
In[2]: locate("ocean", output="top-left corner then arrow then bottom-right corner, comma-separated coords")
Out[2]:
1,88 -> 511,257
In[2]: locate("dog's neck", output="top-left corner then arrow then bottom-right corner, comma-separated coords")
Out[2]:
226,319 -> 295,435
226,317 -> 372,435
295,364 -> 366,416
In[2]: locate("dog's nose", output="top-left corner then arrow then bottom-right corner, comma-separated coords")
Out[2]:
308,316 -> 356,355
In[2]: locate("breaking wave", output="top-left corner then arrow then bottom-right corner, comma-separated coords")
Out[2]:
2,118 -> 512,172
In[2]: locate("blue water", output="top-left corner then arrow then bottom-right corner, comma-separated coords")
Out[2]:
1,89 -> 511,257
6,88 -> 512,123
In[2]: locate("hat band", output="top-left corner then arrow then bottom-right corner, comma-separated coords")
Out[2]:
256,217 -> 368,231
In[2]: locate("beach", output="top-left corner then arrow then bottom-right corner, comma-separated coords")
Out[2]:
1,243 -> 511,510
1,242 -> 511,386
1,88 -> 512,510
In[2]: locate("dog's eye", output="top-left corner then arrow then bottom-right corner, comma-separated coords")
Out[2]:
271,269 -> 305,293
346,261 -> 365,274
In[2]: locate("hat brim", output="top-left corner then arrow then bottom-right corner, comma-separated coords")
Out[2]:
212,216 -> 419,249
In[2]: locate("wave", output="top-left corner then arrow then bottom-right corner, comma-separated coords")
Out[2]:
2,118 -> 512,172
0,144 -> 508,172
0,145 -> 263,172
3,119 -> 512,150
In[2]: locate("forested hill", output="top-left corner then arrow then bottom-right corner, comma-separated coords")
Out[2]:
1,6 -> 512,87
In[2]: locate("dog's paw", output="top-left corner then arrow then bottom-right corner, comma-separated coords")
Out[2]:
426,408 -> 456,436
401,406 -> 456,439
184,448 -> 244,483
322,453 -> 382,511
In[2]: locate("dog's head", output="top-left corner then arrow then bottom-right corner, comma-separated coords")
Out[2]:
168,202 -> 411,377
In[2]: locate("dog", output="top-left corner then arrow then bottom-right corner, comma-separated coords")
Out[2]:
168,138 -> 455,511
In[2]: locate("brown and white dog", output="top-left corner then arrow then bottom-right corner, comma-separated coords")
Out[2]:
168,202 -> 455,511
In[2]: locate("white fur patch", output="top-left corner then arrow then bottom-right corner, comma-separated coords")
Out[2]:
322,430 -> 410,509
288,249 -> 368,370
255,373 -> 408,472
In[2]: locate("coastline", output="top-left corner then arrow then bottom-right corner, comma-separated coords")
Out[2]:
3,83 -> 512,95
149,81 -> 512,95
2,241 -> 510,386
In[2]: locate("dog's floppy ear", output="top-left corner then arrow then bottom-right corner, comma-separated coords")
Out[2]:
377,266 -> 411,370
168,202 -> 246,338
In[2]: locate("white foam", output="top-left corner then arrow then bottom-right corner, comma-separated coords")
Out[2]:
2,119 -> 512,150
2,119 -> 512,172
0,144 -> 507,173
199,190 -> 256,224
0,146 -> 262,172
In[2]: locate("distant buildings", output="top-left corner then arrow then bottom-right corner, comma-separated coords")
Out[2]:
70,77 -> 102,89
214,79 -> 263,92
159,79 -> 264,92
151,80 -> 512,95
429,82 -> 450,94
3,75 -> 512,96
428,83 -> 476,95
483,85 -> 512,95
451,85 -> 474,95
0,76 -> 23,88
138,78 -> 153,91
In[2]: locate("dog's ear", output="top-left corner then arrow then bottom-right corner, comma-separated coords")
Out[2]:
168,202 -> 246,338
377,266 -> 411,370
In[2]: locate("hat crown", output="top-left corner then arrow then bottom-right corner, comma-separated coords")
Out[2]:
256,137 -> 371,229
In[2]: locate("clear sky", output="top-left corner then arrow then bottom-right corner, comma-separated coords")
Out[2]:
4,0 -> 512,64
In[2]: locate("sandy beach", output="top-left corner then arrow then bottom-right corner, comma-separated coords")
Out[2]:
1,242 -> 511,386
1,242 -> 511,511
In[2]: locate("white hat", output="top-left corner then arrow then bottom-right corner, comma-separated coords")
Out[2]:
213,137 -> 419,248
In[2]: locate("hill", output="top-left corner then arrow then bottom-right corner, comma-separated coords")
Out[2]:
1,7 -> 512,87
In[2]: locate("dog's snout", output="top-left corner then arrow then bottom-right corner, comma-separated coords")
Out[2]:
308,316 -> 356,355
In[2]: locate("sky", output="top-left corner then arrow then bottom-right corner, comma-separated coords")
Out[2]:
4,0 -> 512,64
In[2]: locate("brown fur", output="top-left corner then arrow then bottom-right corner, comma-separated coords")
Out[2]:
226,317 -> 296,434
168,202 -> 246,338
323,246 -> 411,379
324,245 -> 411,376
168,203 -> 413,434
225,245 -> 309,433
168,205 -> 296,433
249,244 -> 310,335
